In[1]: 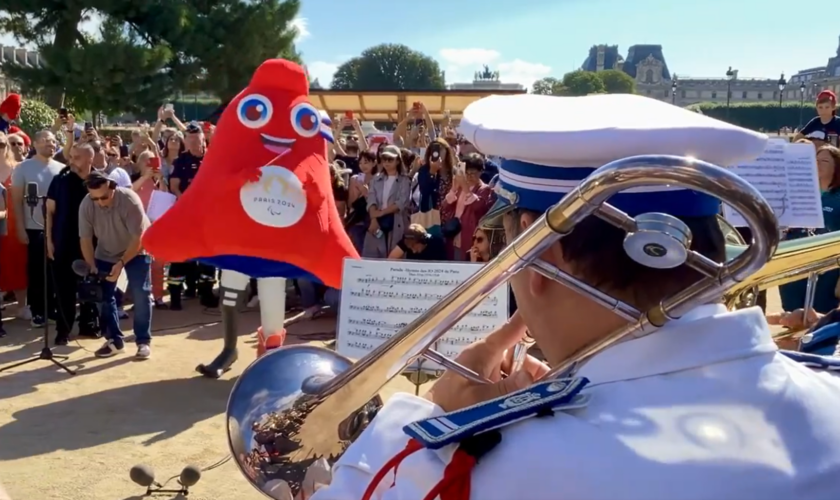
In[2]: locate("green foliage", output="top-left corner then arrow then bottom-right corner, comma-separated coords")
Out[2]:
597,69 -> 635,94
532,70 -> 634,96
562,70 -> 606,96
686,101 -> 814,131
531,77 -> 563,95
331,44 -> 446,91
17,98 -> 57,137
0,0 -> 303,110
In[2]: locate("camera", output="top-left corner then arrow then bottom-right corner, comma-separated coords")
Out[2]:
78,274 -> 105,303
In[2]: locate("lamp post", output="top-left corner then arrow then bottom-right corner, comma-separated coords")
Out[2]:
777,73 -> 787,135
725,66 -> 736,120
799,82 -> 806,128
671,74 -> 678,105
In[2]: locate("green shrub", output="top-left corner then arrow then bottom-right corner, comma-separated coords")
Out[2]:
17,99 -> 57,137
686,101 -> 814,131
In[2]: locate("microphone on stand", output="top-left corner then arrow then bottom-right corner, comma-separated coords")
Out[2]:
129,464 -> 159,488
71,259 -> 92,277
179,465 -> 202,487
25,182 -> 39,216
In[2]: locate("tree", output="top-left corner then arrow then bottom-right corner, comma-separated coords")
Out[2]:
330,44 -> 445,91
4,17 -> 173,117
17,98 -> 57,137
1,0 -> 303,108
561,70 -> 606,96
598,69 -> 636,94
531,77 -> 564,95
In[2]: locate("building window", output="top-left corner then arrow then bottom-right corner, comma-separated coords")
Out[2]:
645,69 -> 654,84
646,89 -> 651,95
758,92 -> 763,99
681,90 -> 686,98
711,91 -> 717,99
742,91 -> 747,99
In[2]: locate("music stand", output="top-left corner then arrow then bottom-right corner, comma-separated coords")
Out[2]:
0,193 -> 76,375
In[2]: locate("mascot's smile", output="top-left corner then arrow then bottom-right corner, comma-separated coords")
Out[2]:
261,134 -> 296,156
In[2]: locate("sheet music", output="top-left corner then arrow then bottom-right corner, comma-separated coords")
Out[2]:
724,141 -> 824,228
336,259 -> 509,373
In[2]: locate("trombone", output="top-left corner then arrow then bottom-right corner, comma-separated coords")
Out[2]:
226,155 -> 779,498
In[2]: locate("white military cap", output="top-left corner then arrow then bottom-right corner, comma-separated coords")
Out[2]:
459,93 -> 768,222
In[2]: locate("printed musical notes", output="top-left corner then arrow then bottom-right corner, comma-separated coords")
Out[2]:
724,141 -> 824,229
336,259 -> 509,373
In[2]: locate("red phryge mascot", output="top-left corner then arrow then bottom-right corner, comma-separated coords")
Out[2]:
143,59 -> 359,378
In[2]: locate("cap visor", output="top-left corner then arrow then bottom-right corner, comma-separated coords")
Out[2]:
479,196 -> 515,229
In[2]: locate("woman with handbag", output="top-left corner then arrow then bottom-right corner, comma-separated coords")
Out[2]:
414,139 -> 455,239
362,145 -> 411,258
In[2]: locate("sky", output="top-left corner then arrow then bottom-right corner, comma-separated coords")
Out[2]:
1,0 -> 832,89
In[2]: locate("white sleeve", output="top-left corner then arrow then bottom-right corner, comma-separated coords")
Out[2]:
310,393 -> 440,500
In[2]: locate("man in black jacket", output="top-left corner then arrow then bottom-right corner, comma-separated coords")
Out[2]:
46,143 -> 100,344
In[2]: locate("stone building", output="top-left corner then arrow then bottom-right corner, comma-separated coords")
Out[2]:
0,46 -> 42,101
448,65 -> 525,91
581,44 -> 783,107
785,36 -> 840,104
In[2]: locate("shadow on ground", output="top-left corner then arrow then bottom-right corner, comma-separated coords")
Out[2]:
0,377 -> 236,461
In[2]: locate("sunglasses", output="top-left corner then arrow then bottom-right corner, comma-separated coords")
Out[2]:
8,142 -> 22,147
472,236 -> 486,244
89,193 -> 111,201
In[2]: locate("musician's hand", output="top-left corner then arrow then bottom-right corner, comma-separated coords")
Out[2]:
47,239 -> 55,260
425,312 -> 549,413
767,308 -> 821,330
262,458 -> 331,499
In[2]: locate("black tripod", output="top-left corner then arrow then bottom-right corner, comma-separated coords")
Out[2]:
0,190 -> 76,375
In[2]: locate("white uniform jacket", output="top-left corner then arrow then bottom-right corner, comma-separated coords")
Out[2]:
311,304 -> 840,500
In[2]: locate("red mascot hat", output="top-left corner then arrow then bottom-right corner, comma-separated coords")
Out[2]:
0,94 -> 21,121
142,59 -> 359,288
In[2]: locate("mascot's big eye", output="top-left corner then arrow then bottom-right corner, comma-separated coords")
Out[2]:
290,102 -> 321,138
237,94 -> 273,129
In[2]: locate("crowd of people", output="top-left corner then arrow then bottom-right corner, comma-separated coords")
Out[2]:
0,99 -> 512,358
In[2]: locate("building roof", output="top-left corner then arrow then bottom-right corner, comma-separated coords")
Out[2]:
623,44 -> 671,80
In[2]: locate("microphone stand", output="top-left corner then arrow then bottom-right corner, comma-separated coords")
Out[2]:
0,196 -> 76,375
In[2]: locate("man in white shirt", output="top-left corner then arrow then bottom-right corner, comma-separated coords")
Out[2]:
10,130 -> 64,327
303,95 -> 840,499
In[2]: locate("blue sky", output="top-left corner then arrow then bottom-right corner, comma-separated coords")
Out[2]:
1,0 -> 831,89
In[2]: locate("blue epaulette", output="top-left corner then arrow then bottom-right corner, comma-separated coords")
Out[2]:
404,377 -> 590,449
780,349 -> 840,371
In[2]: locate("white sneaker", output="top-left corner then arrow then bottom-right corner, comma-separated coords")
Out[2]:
136,344 -> 151,359
95,340 -> 124,358
16,305 -> 31,321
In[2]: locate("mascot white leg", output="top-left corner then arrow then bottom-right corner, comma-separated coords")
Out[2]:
256,277 -> 287,355
196,269 -> 250,378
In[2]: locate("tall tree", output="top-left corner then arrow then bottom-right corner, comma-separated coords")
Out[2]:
3,17 -> 172,116
331,44 -> 445,91
598,69 -> 636,94
0,0 -> 303,109
531,77 -> 564,95
561,70 -> 606,96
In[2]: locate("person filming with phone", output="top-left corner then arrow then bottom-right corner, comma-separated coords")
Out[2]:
79,171 -> 153,359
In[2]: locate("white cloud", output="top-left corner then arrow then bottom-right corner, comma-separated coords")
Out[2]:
438,48 -> 551,90
307,61 -> 340,87
438,48 -> 500,67
289,16 -> 310,43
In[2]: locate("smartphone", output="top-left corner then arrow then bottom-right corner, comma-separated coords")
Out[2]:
84,121 -> 93,130
148,156 -> 161,170
344,110 -> 354,119
164,103 -> 174,112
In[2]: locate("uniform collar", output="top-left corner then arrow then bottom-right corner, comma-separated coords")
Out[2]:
578,304 -> 777,386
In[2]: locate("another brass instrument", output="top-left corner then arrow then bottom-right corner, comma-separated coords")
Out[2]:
226,155 -> 779,498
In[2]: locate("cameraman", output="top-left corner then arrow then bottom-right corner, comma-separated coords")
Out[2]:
79,171 -> 153,359
46,143 -> 100,345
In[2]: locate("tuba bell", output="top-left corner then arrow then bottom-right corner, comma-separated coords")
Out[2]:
225,155 -> 780,498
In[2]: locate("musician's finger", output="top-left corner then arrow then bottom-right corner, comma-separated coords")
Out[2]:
501,351 -> 549,380
482,311 -> 527,351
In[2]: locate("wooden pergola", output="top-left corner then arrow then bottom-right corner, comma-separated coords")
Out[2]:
308,88 -> 527,122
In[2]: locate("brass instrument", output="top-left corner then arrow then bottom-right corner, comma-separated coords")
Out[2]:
724,230 -> 840,340
226,155 -> 779,498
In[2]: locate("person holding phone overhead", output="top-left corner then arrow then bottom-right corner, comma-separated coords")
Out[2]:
132,151 -> 169,308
